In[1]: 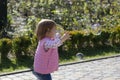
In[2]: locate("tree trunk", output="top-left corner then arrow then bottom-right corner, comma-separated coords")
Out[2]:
0,0 -> 7,30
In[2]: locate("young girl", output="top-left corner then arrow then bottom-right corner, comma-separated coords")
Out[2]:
33,19 -> 70,80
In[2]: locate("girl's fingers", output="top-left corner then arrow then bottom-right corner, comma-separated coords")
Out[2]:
66,34 -> 71,40
64,31 -> 70,34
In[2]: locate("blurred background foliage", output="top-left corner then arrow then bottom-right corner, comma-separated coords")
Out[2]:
4,0 -> 120,38
0,0 -> 120,72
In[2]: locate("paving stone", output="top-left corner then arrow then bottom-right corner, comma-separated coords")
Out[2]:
0,56 -> 120,80
11,77 -> 23,80
79,77 -> 94,80
101,77 -> 117,80
0,78 -> 12,80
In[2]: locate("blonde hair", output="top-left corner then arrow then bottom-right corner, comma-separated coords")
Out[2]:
36,19 -> 56,40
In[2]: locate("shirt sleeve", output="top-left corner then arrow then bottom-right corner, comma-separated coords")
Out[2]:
44,37 -> 63,50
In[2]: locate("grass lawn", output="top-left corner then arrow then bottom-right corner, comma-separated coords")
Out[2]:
0,46 -> 120,74
60,52 -> 120,64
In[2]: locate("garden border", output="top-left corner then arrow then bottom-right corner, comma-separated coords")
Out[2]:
0,54 -> 120,76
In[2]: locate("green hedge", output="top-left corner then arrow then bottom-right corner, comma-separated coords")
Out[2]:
12,36 -> 32,60
0,38 -> 12,62
0,26 -> 120,61
59,26 -> 120,59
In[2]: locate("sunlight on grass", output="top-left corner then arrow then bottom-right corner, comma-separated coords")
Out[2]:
60,52 -> 120,64
60,56 -> 78,64
0,52 -> 120,74
0,56 -> 33,74
85,52 -> 120,60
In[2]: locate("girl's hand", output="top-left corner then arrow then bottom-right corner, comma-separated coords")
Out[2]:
60,31 -> 71,43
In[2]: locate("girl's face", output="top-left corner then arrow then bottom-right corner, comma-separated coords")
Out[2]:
46,26 -> 56,38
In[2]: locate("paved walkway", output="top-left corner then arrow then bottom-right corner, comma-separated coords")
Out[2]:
0,56 -> 120,80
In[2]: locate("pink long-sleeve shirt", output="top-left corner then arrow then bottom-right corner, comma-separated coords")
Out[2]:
33,36 -> 62,74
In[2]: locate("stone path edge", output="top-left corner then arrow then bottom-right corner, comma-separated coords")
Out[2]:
0,54 -> 120,77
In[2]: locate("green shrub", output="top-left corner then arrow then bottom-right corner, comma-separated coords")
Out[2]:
59,28 -> 120,60
91,34 -> 101,47
0,38 -> 12,61
12,36 -> 32,60
70,31 -> 84,49
28,35 -> 37,56
99,29 -> 111,45
110,26 -> 120,46
1,27 -> 120,61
